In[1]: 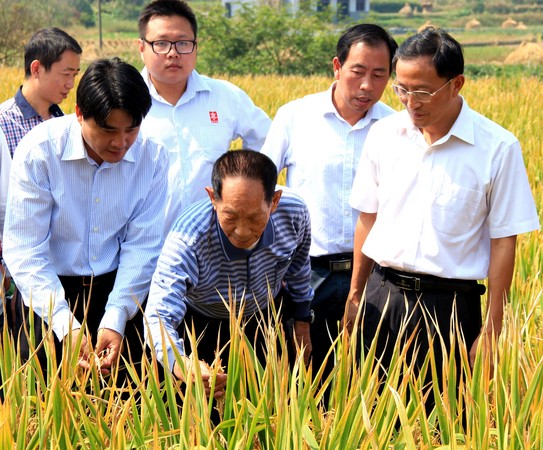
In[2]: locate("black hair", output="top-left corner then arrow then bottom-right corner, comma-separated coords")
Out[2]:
392,27 -> 464,79
211,151 -> 278,204
24,27 -> 82,78
138,0 -> 197,39
76,58 -> 152,128
336,23 -> 398,73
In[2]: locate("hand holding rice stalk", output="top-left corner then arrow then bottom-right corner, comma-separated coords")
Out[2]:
173,355 -> 227,399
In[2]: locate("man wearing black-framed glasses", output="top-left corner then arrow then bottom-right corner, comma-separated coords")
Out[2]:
346,27 -> 539,415
137,0 -> 271,233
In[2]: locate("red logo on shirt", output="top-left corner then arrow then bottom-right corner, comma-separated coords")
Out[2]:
209,111 -> 219,124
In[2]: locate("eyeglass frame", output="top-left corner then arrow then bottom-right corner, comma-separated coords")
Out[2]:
142,38 -> 197,55
391,77 -> 455,103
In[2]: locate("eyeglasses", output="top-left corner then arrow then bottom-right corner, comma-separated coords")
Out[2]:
143,38 -> 196,55
391,78 -> 454,103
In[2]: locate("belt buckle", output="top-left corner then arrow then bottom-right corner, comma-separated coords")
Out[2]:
82,276 -> 94,287
395,274 -> 421,292
330,259 -> 352,272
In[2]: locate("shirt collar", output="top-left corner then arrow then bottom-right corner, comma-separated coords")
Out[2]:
141,67 -> 210,105
396,96 -> 474,146
61,114 -> 136,165
216,213 -> 276,261
15,86 -> 63,120
326,81 -> 388,128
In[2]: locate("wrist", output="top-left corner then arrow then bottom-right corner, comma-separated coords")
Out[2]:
294,309 -> 314,324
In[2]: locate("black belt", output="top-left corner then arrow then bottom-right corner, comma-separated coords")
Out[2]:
59,270 -> 117,288
375,265 -> 486,296
311,253 -> 353,272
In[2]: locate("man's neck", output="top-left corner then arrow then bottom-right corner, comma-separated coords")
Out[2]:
21,83 -> 53,120
331,84 -> 367,126
150,75 -> 188,106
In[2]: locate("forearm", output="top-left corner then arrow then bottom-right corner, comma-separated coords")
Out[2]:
484,235 -> 517,336
349,212 -> 377,303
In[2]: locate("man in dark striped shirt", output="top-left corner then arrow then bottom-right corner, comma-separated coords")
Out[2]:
145,150 -> 314,398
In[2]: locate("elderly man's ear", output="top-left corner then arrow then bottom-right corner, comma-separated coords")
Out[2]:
271,190 -> 282,213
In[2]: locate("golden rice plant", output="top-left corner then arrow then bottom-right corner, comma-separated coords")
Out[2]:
0,71 -> 541,448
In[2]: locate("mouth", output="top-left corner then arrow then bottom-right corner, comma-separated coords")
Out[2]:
355,96 -> 372,106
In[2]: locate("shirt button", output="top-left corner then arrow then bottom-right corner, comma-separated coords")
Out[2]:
92,256 -> 97,261
95,198 -> 101,203
93,227 -> 99,232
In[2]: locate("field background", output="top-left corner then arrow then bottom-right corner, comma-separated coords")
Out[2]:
1,8 -> 542,444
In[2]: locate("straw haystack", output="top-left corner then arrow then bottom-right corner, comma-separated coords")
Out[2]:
399,2 -> 413,16
418,20 -> 434,32
501,17 -> 518,28
465,18 -> 481,30
504,42 -> 543,64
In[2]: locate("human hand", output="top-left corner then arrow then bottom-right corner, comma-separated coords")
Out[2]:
94,328 -> 124,374
342,291 -> 361,336
173,356 -> 228,399
293,321 -> 312,365
469,331 -> 497,375
69,328 -> 91,370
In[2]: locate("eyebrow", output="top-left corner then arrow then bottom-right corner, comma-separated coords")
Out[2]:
351,63 -> 387,72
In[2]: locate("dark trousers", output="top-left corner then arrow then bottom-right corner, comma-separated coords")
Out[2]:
15,271 -> 144,384
309,265 -> 351,381
362,266 -> 483,413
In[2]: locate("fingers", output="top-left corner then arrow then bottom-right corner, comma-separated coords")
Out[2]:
174,358 -> 228,398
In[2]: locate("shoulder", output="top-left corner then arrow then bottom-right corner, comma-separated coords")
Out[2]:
0,97 -> 17,115
197,73 -> 252,99
16,115 -> 73,155
169,199 -> 215,245
467,106 -> 518,145
275,188 -> 310,221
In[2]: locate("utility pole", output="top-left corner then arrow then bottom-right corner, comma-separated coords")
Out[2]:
98,0 -> 103,50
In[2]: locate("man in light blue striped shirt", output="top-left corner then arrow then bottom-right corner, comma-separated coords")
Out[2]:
145,150 -> 313,398
3,58 -> 169,378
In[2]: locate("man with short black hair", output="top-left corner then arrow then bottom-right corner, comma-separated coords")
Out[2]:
0,27 -> 82,156
145,150 -> 313,398
137,0 -> 271,231
261,24 -> 398,380
4,58 -> 169,376
346,28 -> 539,399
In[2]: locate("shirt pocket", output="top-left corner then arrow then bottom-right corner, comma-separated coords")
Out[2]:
431,185 -> 485,236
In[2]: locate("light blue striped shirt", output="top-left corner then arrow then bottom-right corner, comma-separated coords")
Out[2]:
3,114 -> 169,339
261,83 -> 395,256
145,189 -> 313,367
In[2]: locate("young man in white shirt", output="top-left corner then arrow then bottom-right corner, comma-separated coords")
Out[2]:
137,0 -> 271,231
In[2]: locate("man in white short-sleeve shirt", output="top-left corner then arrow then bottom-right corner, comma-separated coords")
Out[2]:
137,0 -> 271,231
261,24 -> 398,382
346,28 -> 539,403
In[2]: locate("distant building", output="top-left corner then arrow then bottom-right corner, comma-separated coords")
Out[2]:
223,0 -> 370,19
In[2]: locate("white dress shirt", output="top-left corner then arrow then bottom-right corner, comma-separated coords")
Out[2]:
349,99 -> 540,279
261,83 -> 395,256
3,115 -> 169,339
140,69 -> 271,231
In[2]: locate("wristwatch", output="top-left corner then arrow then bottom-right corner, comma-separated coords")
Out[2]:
295,309 -> 315,324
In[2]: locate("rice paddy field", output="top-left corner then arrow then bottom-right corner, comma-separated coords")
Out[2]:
0,68 -> 542,448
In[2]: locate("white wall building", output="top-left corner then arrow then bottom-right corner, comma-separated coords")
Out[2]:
223,0 -> 370,19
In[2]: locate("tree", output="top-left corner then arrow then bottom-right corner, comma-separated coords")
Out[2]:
196,2 -> 341,76
0,0 -> 47,64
